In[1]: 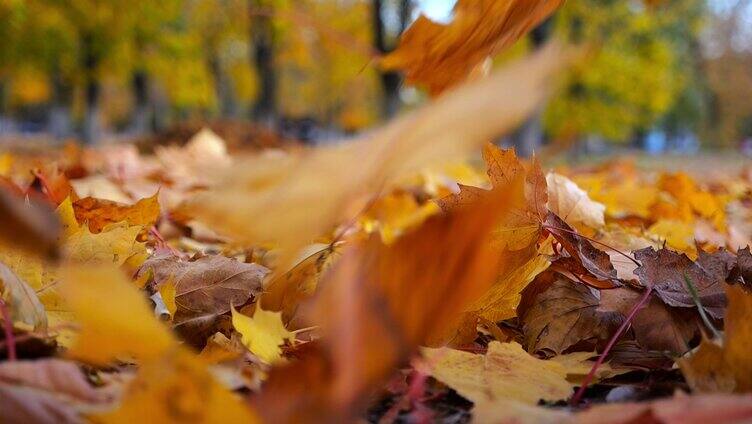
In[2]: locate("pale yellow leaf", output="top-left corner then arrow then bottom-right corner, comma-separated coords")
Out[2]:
232,306 -> 294,364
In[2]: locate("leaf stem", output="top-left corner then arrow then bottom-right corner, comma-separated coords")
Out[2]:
0,298 -> 17,361
570,286 -> 652,406
543,224 -> 641,267
682,274 -> 721,339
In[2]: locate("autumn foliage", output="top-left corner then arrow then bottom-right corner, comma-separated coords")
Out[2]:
2,2 -> 752,424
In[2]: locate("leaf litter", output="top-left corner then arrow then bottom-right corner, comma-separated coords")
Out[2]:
2,3 -> 752,423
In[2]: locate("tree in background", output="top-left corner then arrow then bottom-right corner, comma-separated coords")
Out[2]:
702,0 -> 752,146
372,0 -> 412,118
543,0 -> 697,145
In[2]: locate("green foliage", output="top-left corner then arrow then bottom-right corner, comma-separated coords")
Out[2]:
544,0 -> 703,142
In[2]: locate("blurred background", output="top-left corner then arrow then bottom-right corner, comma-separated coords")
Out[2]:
0,0 -> 750,157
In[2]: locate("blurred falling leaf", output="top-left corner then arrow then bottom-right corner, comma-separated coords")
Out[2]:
382,0 -> 565,94
60,264 -> 176,365
97,349 -> 259,424
187,44 -> 572,261
253,178 -> 522,422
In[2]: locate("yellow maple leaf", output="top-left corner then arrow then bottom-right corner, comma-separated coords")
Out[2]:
232,305 -> 294,364
64,222 -> 146,267
424,341 -> 573,405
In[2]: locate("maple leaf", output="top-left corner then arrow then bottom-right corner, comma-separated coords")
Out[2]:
545,212 -> 619,288
424,341 -> 574,406
381,0 -> 565,95
439,144 -> 548,253
186,45 -> 571,261
64,222 -> 146,267
72,193 -> 160,234
521,277 -> 623,356
138,253 -> 268,346
231,305 -> 293,364
633,247 -> 729,319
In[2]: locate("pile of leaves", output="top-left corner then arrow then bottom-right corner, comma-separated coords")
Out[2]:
2,1 -> 752,423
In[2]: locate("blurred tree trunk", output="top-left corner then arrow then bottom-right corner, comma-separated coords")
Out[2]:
249,0 -> 277,124
512,18 -> 553,157
49,72 -> 73,140
372,0 -> 411,119
81,32 -> 101,145
130,69 -> 150,135
208,51 -> 237,118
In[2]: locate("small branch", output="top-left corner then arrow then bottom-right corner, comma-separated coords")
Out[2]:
570,286 -> 652,406
0,298 -> 17,361
543,223 -> 641,267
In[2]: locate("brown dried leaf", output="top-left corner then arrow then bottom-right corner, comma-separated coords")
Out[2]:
139,253 -> 268,345
634,247 -> 728,319
522,278 -> 623,356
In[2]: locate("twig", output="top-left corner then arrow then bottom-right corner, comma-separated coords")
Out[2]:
0,298 -> 17,361
682,274 -> 721,339
570,286 -> 653,406
543,223 -> 642,267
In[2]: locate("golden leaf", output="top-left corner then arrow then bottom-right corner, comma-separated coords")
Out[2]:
231,305 -> 293,364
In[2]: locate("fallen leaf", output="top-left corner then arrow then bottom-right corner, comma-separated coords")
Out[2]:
0,260 -> 47,332
547,172 -> 606,230
232,305 -> 293,364
522,278 -> 623,355
73,193 -> 160,234
64,222 -> 146,267
424,341 -> 573,405
139,253 -> 268,345
634,247 -> 727,319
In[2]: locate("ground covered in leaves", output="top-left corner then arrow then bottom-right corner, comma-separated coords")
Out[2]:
1,127 -> 751,423
2,1 -> 752,421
